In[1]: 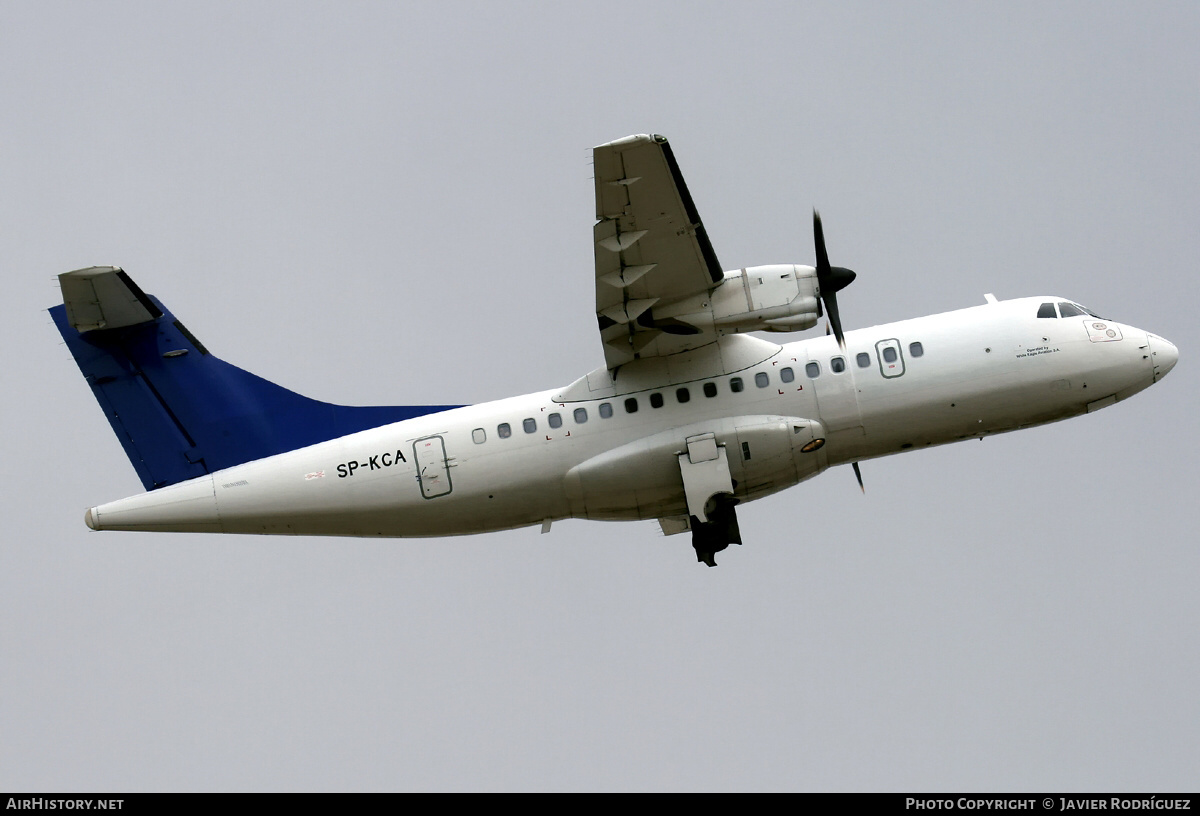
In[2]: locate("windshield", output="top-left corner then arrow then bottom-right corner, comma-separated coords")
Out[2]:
1056,301 -> 1107,319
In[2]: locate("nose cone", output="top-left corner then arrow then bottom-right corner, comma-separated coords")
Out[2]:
1149,334 -> 1179,381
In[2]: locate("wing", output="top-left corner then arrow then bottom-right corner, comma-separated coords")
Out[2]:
593,134 -> 725,369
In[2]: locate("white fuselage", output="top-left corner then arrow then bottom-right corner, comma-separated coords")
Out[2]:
85,296 -> 1177,537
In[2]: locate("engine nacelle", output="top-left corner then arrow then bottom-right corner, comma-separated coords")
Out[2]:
656,264 -> 820,335
564,414 -> 829,522
714,264 -> 821,333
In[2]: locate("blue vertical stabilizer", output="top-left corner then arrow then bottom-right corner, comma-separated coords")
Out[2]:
51,268 -> 460,490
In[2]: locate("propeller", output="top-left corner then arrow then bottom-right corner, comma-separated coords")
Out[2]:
812,210 -> 863,494
813,210 -> 856,350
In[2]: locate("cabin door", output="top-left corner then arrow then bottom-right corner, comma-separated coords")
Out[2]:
413,435 -> 453,499
875,338 -> 906,378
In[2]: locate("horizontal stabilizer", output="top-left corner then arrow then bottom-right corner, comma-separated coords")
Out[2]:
60,266 -> 162,332
51,268 -> 461,491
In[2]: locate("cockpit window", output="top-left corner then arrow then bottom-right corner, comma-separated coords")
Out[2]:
1037,302 -> 1057,319
1058,301 -> 1085,318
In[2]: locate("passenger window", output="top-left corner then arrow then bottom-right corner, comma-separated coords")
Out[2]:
548,413 -> 563,429
703,382 -> 718,398
1037,302 -> 1057,319
883,347 -> 898,363
497,423 -> 511,439
856,352 -> 870,368
831,356 -> 846,373
755,372 -> 769,388
729,377 -> 744,393
574,407 -> 588,424
472,428 -> 486,444
805,362 -> 820,379
522,418 -> 537,434
780,367 -> 795,383
650,392 -> 664,409
676,387 -> 690,403
1058,302 -> 1084,318
909,342 -> 924,358
599,402 -> 613,419
624,397 -> 638,414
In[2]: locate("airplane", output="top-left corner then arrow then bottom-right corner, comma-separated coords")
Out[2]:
50,133 -> 1178,566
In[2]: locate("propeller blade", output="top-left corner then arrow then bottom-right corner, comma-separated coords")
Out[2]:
812,210 -> 856,350
852,462 -> 865,493
825,291 -> 846,350
814,209 -> 831,275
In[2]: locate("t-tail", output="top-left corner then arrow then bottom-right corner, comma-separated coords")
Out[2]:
51,267 -> 458,491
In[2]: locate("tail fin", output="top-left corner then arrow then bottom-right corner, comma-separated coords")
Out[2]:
51,267 -> 459,491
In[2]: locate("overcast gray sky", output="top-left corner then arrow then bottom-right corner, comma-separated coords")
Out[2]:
3,0 -> 1197,791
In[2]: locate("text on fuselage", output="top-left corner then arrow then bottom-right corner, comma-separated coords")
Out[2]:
337,450 -> 408,478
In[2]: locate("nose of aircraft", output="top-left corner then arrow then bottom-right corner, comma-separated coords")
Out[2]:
1148,334 -> 1179,381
